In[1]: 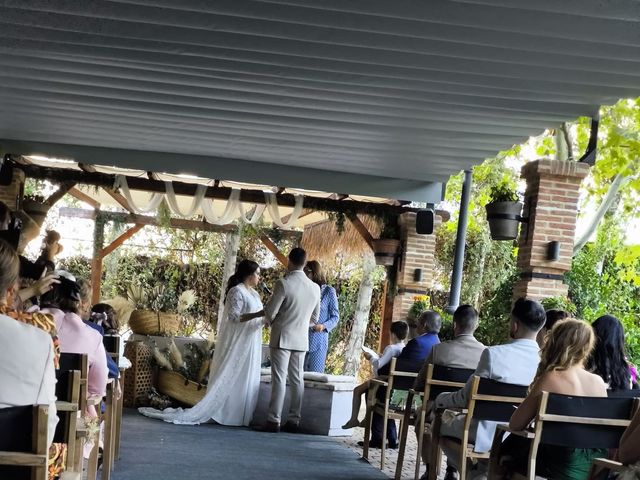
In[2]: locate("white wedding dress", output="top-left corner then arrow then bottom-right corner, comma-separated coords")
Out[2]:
139,284 -> 264,426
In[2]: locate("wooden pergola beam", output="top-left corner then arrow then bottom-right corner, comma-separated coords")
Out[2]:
259,235 -> 288,267
68,187 -> 100,209
347,214 -> 375,250
57,207 -> 302,239
14,160 -> 424,217
44,182 -> 76,207
100,224 -> 145,257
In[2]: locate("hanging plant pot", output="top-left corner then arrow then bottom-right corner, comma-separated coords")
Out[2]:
486,201 -> 524,241
21,199 -> 49,227
372,238 -> 400,266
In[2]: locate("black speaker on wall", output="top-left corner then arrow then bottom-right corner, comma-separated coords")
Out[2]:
416,209 -> 434,234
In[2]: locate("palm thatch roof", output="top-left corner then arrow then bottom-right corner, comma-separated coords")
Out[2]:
301,215 -> 381,261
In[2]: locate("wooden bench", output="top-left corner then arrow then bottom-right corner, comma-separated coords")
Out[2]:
0,404 -> 50,480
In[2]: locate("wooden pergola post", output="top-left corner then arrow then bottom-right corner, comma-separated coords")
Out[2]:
91,212 -> 144,303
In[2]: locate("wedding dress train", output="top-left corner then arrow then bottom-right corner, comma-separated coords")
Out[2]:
138,284 -> 263,426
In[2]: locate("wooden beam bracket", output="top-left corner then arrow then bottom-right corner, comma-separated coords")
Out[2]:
259,235 -> 288,267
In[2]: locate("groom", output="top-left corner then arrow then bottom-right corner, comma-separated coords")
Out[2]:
260,247 -> 320,433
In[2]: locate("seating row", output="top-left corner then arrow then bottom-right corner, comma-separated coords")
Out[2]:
0,335 -> 125,480
362,358 -> 640,480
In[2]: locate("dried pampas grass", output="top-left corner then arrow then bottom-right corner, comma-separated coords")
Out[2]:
152,345 -> 173,371
104,296 -> 135,327
168,339 -> 185,370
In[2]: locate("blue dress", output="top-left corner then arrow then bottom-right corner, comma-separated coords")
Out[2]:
304,284 -> 340,373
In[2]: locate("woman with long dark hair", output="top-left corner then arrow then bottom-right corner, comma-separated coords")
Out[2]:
587,315 -> 635,391
139,259 -> 266,426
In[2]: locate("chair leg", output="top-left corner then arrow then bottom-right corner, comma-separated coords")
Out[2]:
114,377 -> 124,460
102,386 -> 115,479
363,408 -> 372,460
395,408 -> 413,480
428,415 -> 442,480
414,413 -> 426,480
381,410 -> 389,470
459,449 -> 467,480
86,438 -> 99,480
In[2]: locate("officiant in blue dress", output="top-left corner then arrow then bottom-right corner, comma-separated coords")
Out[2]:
304,261 -> 340,373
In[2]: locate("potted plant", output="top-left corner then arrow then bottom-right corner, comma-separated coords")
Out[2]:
21,194 -> 49,227
372,213 -> 401,266
485,183 -> 523,241
408,295 -> 430,322
127,285 -> 197,336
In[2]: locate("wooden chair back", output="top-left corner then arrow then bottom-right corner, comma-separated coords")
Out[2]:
399,364 -> 474,480
0,405 -> 49,480
607,388 -> 640,398
426,364 -> 475,400
467,376 -> 529,423
103,335 -> 120,361
53,368 -> 80,469
363,357 -> 419,470
534,393 -> 636,449
446,376 -> 528,480
513,393 -> 639,480
58,353 -> 88,474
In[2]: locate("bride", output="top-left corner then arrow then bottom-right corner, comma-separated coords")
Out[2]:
139,259 -> 265,426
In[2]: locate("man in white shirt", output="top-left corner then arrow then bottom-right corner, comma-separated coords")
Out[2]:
260,248 -> 320,433
0,238 -> 57,446
429,298 -> 545,479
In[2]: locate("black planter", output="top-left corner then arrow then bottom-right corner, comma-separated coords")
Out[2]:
485,201 -> 523,240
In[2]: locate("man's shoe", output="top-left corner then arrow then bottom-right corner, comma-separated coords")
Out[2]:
281,421 -> 300,433
356,440 -> 396,449
253,421 -> 280,433
444,466 -> 459,480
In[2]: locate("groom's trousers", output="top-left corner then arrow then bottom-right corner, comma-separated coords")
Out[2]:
267,348 -> 305,425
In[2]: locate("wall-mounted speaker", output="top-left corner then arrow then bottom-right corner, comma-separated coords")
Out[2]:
416,209 -> 434,234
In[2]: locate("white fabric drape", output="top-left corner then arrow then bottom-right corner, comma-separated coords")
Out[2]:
114,175 -> 164,214
265,192 -> 304,228
164,181 -> 207,218
114,175 -> 305,227
237,203 -> 266,225
201,189 -> 242,225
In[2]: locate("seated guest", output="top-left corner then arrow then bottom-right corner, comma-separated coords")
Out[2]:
427,298 -> 545,478
413,305 -> 486,480
587,315 -> 637,390
0,238 -> 57,445
40,272 -> 109,416
497,319 -> 608,480
619,407 -> 640,465
361,310 -> 441,449
35,230 -> 63,273
342,320 -> 408,429
536,308 -> 569,346
89,303 -> 120,336
89,302 -> 121,379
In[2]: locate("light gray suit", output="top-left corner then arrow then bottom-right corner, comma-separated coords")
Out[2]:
414,334 -> 486,391
264,269 -> 320,424
435,339 -> 540,456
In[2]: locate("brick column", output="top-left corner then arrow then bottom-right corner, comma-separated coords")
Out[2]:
512,159 -> 590,301
0,167 -> 25,210
391,212 -> 441,319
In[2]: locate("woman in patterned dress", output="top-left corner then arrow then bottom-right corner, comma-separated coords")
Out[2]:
303,261 -> 340,373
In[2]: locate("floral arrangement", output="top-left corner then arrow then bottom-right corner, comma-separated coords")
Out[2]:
152,339 -> 213,385
126,284 -> 197,314
408,295 -> 431,321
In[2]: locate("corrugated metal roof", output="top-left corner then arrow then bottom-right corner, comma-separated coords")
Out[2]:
1,0 -> 638,200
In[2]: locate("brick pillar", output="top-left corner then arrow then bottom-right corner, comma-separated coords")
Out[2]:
0,167 -> 25,210
391,212 -> 441,319
512,159 -> 590,301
